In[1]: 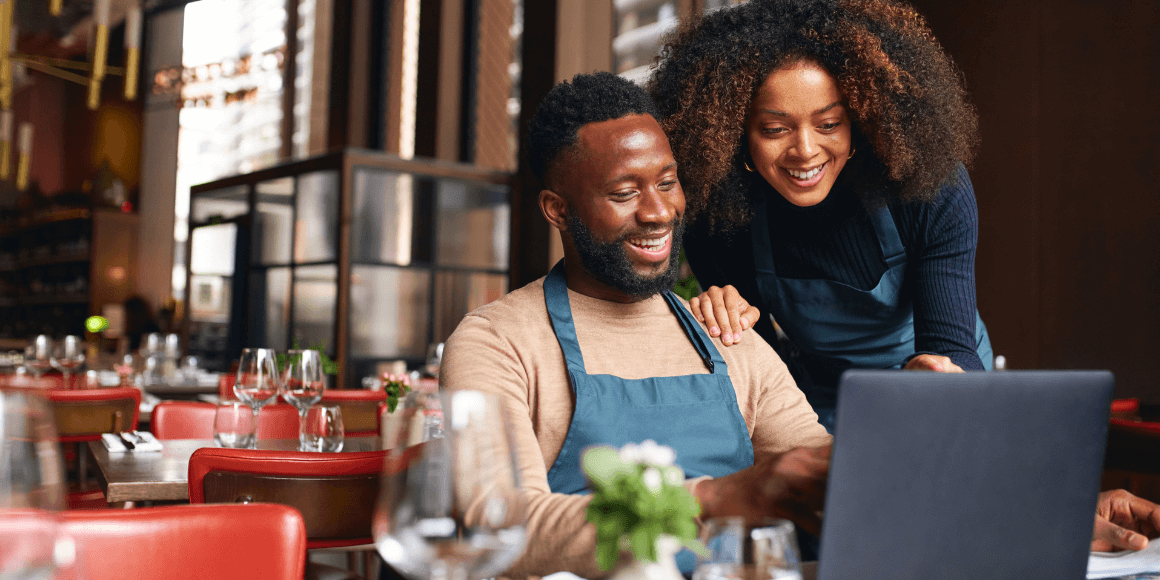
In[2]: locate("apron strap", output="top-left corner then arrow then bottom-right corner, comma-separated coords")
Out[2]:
662,291 -> 726,374
544,260 -> 588,376
869,205 -> 907,269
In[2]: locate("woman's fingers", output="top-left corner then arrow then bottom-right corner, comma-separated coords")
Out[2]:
692,286 -> 761,346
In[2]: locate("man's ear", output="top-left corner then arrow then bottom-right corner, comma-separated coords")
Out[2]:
539,189 -> 568,232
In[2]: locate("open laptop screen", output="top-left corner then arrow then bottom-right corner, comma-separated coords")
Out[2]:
818,370 -> 1113,580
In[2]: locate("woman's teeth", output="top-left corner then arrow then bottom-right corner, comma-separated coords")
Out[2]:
628,233 -> 669,250
786,165 -> 823,180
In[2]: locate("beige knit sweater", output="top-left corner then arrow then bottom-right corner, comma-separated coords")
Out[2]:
441,277 -> 831,579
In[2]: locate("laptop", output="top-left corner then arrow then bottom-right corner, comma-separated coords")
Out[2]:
817,370 -> 1114,580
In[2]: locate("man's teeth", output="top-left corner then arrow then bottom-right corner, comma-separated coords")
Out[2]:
786,165 -> 823,180
628,233 -> 669,250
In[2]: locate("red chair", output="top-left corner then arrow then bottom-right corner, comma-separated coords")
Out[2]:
321,390 -> 388,436
47,387 -> 141,509
59,504 -> 307,580
1111,398 -> 1140,420
151,401 -> 300,440
218,372 -> 237,400
188,446 -> 406,579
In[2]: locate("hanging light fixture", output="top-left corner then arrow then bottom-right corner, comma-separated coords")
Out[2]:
0,0 -> 143,189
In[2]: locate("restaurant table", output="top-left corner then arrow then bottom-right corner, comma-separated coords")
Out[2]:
86,436 -> 382,504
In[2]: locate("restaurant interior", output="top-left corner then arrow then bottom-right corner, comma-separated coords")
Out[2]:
0,0 -> 1158,578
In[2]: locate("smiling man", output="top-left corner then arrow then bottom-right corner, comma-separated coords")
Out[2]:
440,72 -> 832,579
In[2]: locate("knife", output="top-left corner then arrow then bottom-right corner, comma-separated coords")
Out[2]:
118,433 -> 136,450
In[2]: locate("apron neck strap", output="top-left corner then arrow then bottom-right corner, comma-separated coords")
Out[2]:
661,291 -> 726,374
544,260 -> 587,376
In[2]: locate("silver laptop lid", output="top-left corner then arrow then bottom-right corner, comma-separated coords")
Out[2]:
818,370 -> 1113,580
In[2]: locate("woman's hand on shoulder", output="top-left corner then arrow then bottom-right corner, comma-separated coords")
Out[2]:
903,354 -> 964,373
688,285 -> 761,346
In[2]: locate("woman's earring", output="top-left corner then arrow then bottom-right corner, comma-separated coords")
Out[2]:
848,146 -> 856,160
743,157 -> 756,172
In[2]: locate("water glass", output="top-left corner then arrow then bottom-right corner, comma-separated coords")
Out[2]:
234,348 -> 280,419
213,401 -> 257,449
302,405 -> 343,452
694,517 -> 802,580
51,336 -> 86,389
23,336 -> 53,385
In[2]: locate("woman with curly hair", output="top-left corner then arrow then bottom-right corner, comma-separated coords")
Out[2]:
648,0 -> 991,429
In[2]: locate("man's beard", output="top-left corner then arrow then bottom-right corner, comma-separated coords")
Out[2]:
566,210 -> 684,299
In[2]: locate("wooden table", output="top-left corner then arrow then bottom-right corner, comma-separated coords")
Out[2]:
87,436 -> 382,504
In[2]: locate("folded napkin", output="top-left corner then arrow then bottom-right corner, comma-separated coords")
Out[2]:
100,431 -> 164,453
1088,539 -> 1160,579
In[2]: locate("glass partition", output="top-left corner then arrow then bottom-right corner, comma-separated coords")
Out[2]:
187,149 -> 511,387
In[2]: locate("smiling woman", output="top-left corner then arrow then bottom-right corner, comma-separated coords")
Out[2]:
649,0 -> 991,431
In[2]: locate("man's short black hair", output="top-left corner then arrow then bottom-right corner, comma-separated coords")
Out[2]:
526,71 -> 661,185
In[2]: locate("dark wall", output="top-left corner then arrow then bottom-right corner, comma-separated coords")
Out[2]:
910,0 -> 1160,400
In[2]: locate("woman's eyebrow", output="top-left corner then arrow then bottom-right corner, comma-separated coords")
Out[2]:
760,101 -> 843,117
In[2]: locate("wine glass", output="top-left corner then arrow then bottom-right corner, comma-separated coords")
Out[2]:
233,348 -> 280,444
279,349 -> 325,450
51,336 -> 86,390
22,336 -> 53,387
373,390 -> 526,580
0,385 -> 68,579
302,405 -> 343,452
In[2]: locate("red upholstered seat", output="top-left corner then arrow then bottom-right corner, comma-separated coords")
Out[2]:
188,447 -> 389,549
321,390 -> 388,436
59,504 -> 307,580
1111,398 -> 1140,419
46,387 -> 142,509
151,401 -> 300,440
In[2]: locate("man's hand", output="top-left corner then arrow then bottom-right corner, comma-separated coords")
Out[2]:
694,445 -> 831,535
903,354 -> 964,373
1092,489 -> 1160,552
689,285 -> 761,346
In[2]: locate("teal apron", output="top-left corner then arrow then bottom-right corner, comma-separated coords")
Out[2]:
750,191 -> 993,426
543,261 -> 755,574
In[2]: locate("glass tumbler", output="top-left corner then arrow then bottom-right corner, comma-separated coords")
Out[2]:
694,517 -> 802,580
302,405 -> 344,452
213,401 -> 257,449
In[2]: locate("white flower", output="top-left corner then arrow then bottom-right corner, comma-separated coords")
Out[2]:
636,439 -> 677,466
642,467 -> 662,493
619,443 -> 642,464
664,466 -> 683,486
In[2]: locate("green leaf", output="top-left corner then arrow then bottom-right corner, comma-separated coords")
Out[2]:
628,525 -> 658,562
582,447 -> 632,487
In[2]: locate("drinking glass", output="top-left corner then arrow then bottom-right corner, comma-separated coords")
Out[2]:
51,336 -> 86,390
0,386 -> 67,579
22,336 -> 53,387
373,390 -> 526,580
233,348 -> 280,428
213,401 -> 257,449
280,350 -> 325,450
301,405 -> 344,452
694,517 -> 802,580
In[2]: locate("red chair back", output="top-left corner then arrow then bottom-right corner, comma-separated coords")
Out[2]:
218,373 -> 237,400
321,389 -> 388,436
59,504 -> 306,580
151,401 -> 217,439
188,447 -> 387,549
1111,398 -> 1140,419
46,388 -> 141,442
151,401 -> 300,440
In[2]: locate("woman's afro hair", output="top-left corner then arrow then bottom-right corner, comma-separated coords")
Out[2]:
527,71 -> 661,184
648,0 -> 979,232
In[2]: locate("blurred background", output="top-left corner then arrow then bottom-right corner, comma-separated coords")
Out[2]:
0,0 -> 1155,399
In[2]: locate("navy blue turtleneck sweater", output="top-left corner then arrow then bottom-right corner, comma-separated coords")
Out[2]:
683,164 -> 985,395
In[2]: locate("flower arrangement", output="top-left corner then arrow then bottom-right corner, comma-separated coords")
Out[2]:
379,373 -> 412,413
583,440 -> 705,571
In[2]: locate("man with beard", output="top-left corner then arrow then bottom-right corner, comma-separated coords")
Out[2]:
440,72 -> 832,579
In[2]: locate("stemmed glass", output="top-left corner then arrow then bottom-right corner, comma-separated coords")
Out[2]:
233,348 -> 280,447
279,349 -> 325,450
51,336 -> 86,390
0,386 -> 69,579
22,336 -> 54,387
373,390 -> 526,580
